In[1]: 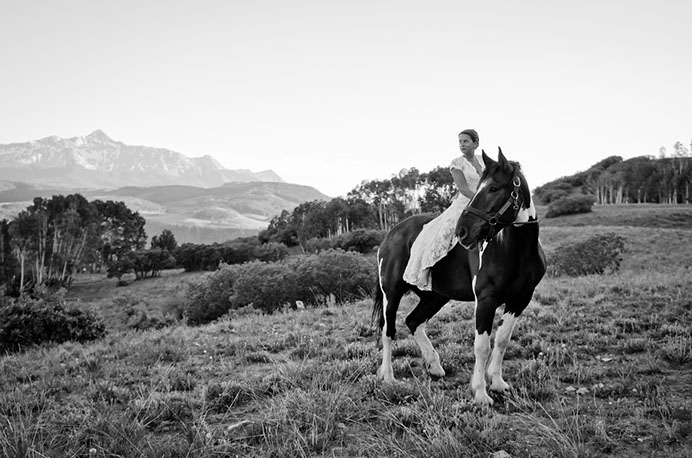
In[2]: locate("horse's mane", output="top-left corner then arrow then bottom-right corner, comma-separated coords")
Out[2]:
480,160 -> 532,209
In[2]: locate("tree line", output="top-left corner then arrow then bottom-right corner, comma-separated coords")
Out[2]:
0,195 -> 150,294
534,141 -> 692,205
259,166 -> 458,249
3,141 -> 689,295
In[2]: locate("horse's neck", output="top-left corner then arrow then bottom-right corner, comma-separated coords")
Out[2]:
514,196 -> 537,224
494,223 -> 540,257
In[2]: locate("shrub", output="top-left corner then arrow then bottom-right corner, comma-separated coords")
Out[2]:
545,195 -> 596,218
334,229 -> 385,253
0,290 -> 106,352
548,233 -> 626,277
252,242 -> 289,262
175,241 -> 290,271
181,249 -> 377,322
295,249 -> 377,304
231,261 -> 302,314
107,249 -> 176,280
113,295 -> 176,330
305,237 -> 334,254
183,266 -> 242,325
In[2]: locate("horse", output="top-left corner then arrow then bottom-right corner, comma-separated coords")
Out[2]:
372,148 -> 547,406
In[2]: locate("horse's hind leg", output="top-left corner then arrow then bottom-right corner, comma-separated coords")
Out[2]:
376,261 -> 407,382
377,290 -> 406,382
405,292 -> 449,377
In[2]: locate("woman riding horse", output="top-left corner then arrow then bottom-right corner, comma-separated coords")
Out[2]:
374,148 -> 546,406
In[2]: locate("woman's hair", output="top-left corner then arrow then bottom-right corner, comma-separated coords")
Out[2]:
458,129 -> 479,144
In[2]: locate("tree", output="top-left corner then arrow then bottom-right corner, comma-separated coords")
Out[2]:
258,210 -> 299,246
419,166 -> 456,213
151,229 -> 178,252
7,209 -> 44,293
93,200 -> 147,270
0,220 -> 19,294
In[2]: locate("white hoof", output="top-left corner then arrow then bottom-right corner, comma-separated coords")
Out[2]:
427,362 -> 446,377
489,377 -> 510,393
377,364 -> 395,382
473,390 -> 494,406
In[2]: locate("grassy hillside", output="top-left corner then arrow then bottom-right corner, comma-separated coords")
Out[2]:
539,204 -> 692,229
1,205 -> 691,457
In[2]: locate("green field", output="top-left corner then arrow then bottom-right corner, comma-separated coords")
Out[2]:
1,205 -> 691,457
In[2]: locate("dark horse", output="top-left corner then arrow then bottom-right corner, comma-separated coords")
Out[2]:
372,148 -> 546,405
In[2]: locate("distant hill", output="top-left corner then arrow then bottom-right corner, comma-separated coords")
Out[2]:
0,130 -> 283,189
0,131 -> 333,243
534,155 -> 692,205
0,181 -> 330,245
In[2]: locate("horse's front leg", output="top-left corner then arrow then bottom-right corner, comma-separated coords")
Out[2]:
487,312 -> 518,392
471,296 -> 496,406
471,330 -> 493,405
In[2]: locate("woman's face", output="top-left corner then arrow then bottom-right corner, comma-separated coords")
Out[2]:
458,134 -> 478,155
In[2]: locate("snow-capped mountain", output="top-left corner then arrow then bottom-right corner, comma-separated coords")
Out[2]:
0,130 -> 284,189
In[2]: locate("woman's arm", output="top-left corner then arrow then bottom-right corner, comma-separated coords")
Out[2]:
451,168 -> 475,200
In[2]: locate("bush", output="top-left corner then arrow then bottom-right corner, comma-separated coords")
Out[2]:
334,229 -> 385,253
548,233 -> 626,277
113,295 -> 176,330
183,266 -> 242,325
545,195 -> 596,218
175,241 -> 290,271
305,237 -> 334,254
231,261 -> 302,314
295,249 -> 377,304
252,242 -> 289,262
0,290 -> 106,352
181,249 -> 377,323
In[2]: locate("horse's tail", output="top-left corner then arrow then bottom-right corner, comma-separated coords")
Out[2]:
371,256 -> 385,341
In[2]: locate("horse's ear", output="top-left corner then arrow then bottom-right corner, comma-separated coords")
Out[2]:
498,147 -> 508,166
481,149 -> 494,167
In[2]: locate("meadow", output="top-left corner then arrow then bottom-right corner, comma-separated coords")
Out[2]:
1,204 -> 691,457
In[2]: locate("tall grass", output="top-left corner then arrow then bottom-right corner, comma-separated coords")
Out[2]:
2,208 -> 692,456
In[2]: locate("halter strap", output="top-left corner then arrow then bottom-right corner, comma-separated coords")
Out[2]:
462,175 -> 522,227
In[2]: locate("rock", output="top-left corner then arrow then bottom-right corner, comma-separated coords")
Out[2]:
490,451 -> 512,458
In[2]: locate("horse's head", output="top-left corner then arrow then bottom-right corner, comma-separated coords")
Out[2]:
455,147 -> 535,249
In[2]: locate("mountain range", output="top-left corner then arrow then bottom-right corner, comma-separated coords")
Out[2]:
0,131 -> 330,243
0,130 -> 283,189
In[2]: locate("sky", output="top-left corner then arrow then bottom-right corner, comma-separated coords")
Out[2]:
1,0 -> 691,198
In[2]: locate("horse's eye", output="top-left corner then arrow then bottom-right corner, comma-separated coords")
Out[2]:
489,186 -> 499,192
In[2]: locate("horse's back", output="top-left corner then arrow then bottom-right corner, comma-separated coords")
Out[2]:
376,214 -> 435,288
378,214 -> 436,259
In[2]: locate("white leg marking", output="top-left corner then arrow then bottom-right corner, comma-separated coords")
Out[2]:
471,243 -> 494,405
413,323 -> 445,377
378,333 -> 395,381
376,256 -> 394,381
471,331 -> 493,406
488,313 -> 518,392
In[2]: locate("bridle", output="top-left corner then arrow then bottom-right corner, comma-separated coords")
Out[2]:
462,175 -> 539,228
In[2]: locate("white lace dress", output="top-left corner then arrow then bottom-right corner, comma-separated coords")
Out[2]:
403,154 -> 483,290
